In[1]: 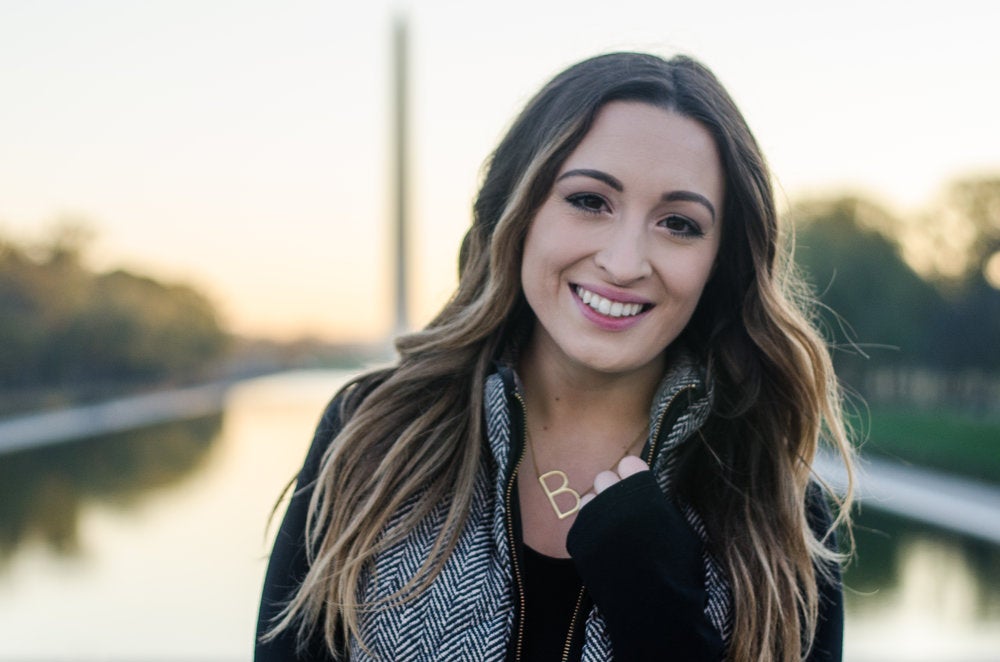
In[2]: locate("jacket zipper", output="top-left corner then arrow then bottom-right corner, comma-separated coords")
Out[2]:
508,391 -> 530,662
560,585 -> 588,662
512,382 -> 695,661
644,384 -> 696,466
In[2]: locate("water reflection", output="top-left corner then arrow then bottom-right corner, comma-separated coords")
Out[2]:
0,371 -> 997,660
845,509 -> 1000,661
0,414 -> 223,565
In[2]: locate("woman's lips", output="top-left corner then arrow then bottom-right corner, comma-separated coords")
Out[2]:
573,284 -> 651,318
570,284 -> 652,330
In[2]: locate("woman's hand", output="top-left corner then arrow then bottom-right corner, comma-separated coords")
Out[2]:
566,456 -> 726,659
579,455 -> 649,509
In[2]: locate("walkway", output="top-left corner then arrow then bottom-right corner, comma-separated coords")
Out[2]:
814,449 -> 1000,546
0,382 -> 229,455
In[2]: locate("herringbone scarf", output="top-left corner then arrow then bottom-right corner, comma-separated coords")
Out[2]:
347,357 -> 731,660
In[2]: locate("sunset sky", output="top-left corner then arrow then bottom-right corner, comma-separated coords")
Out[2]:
2,0 -> 998,341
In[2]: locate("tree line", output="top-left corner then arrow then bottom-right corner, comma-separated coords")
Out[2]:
0,225 -> 228,393
1,173 -> 996,404
790,175 -> 1000,394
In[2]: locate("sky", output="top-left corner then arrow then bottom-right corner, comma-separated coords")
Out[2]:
1,0 -> 998,342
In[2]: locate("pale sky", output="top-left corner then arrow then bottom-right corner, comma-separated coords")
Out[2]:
2,0 -> 998,341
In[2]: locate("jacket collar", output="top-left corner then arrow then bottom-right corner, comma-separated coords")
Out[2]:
485,346 -> 713,477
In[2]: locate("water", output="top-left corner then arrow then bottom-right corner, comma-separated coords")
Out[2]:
0,370 -> 351,661
1,370 -> 997,661
844,510 -> 1000,661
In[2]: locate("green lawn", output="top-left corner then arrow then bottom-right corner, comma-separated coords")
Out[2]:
857,405 -> 1000,485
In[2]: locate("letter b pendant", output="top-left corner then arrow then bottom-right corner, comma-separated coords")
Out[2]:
538,470 -> 582,520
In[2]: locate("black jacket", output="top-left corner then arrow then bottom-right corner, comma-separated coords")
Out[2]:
256,359 -> 843,660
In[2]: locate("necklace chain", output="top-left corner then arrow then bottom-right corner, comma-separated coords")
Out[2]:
526,417 -> 648,520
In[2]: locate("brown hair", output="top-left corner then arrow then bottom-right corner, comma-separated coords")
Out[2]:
265,52 -> 854,661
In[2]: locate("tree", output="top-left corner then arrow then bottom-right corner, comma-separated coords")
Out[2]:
46,270 -> 229,383
913,177 -> 1000,370
790,192 -> 1000,374
905,176 -> 1000,288
789,196 -> 944,371
0,225 -> 229,391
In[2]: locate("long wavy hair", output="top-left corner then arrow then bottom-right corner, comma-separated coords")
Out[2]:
266,52 -> 854,662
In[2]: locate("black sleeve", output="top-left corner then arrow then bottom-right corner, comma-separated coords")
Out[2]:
254,396 -> 344,662
566,471 -> 726,661
805,485 -> 845,662
566,473 -> 845,662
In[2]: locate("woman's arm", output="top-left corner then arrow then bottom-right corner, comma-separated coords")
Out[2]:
569,469 -> 846,662
254,396 -> 344,662
566,470 -> 726,660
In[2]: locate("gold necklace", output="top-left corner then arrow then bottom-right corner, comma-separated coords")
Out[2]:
526,420 -> 648,520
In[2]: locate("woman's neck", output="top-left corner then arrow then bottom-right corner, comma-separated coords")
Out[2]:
516,336 -> 665,450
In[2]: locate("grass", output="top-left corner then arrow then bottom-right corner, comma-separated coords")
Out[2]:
856,405 -> 1000,485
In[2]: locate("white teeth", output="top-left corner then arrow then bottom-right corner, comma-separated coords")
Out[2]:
575,286 -> 646,318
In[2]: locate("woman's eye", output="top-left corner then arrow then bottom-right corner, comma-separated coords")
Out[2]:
566,193 -> 608,214
660,215 -> 704,237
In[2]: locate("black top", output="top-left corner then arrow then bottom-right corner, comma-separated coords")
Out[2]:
520,544 -> 587,661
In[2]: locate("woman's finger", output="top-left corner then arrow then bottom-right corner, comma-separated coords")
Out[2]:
617,455 -> 648,479
593,469 -> 619,494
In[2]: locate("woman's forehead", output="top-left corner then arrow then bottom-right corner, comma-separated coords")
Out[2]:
557,101 -> 724,213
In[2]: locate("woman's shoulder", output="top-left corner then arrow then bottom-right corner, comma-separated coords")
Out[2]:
301,367 -> 397,478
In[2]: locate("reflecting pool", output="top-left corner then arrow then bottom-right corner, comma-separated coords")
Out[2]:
0,370 -> 997,661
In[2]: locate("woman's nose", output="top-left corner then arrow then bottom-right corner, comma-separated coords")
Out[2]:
594,219 -> 652,285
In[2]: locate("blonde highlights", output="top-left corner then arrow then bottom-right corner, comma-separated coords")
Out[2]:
263,52 -> 854,662
261,120 -> 585,654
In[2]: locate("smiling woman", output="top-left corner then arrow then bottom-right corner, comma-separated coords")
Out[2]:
521,103 -> 723,379
255,52 -> 855,662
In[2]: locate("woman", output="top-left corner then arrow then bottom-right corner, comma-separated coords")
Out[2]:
256,52 -> 854,662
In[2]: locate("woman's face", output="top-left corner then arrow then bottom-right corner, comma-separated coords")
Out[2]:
520,101 -> 724,379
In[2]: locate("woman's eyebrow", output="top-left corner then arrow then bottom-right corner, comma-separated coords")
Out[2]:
557,168 -> 717,224
663,191 -> 716,224
556,168 -> 623,191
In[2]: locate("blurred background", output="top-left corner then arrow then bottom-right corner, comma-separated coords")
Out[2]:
1,1 -> 998,660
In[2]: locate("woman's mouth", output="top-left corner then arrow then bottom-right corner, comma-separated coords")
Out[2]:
573,285 -> 651,318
